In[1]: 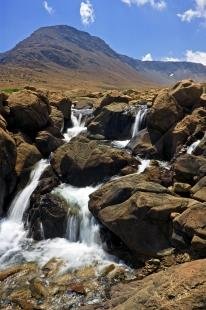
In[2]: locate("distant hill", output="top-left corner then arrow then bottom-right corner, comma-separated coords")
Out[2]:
0,25 -> 206,90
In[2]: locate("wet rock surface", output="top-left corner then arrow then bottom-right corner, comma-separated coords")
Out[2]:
51,135 -> 139,186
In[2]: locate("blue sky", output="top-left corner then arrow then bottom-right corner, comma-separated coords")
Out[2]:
1,0 -> 206,64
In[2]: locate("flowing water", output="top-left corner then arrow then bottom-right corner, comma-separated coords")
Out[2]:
64,107 -> 92,142
132,106 -> 147,138
0,105 -> 148,271
187,139 -> 201,154
112,106 -> 148,149
0,112 -> 111,270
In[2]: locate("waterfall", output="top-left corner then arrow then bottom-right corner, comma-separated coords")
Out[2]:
132,106 -> 147,138
187,139 -> 201,155
64,107 -> 93,142
53,184 -> 101,246
0,159 -> 49,267
9,159 -> 49,222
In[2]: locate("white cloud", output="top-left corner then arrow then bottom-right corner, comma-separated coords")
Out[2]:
161,57 -> 181,62
142,53 -> 153,61
43,1 -> 54,15
186,50 -> 206,65
121,0 -> 166,11
177,0 -> 206,22
80,0 -> 95,25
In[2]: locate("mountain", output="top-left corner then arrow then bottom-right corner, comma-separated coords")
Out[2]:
0,25 -> 206,90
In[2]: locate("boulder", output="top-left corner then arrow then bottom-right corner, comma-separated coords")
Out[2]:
162,107 -> 206,158
28,193 -> 68,240
191,176 -> 206,202
88,102 -> 135,140
172,204 -> 206,253
114,259 -> 206,310
127,128 -> 160,159
13,134 -> 42,176
174,154 -> 206,184
89,178 -> 196,257
7,90 -> 50,134
48,93 -> 72,120
147,89 -> 183,135
99,92 -> 130,109
35,131 -> 64,158
49,106 -> 64,131
51,135 -> 139,186
169,79 -> 203,109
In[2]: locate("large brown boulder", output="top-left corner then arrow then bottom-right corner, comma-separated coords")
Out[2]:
127,128 -> 160,159
7,90 -> 50,133
114,259 -> 206,310
88,102 -> 135,140
172,204 -> 206,254
174,154 -> 206,184
169,79 -> 203,109
191,176 -> 206,202
51,135 -> 139,186
89,178 -> 197,257
35,131 -> 64,158
147,89 -> 183,135
0,128 -> 17,215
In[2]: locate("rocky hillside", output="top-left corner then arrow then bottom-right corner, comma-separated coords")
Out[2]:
0,80 -> 206,309
0,25 -> 152,90
1,25 -> 206,90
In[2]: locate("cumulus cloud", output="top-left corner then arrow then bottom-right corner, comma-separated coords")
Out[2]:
80,0 -> 95,25
121,0 -> 166,11
177,0 -> 206,22
43,1 -> 54,15
142,53 -> 153,61
186,50 -> 206,65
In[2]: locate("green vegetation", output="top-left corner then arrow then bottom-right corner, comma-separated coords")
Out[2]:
1,88 -> 20,94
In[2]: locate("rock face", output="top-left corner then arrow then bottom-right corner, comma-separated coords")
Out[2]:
142,80 -> 204,160
35,130 -> 64,157
172,204 -> 206,253
127,128 -> 159,158
51,135 -> 139,186
147,89 -> 183,135
169,79 -> 203,109
13,133 -> 42,176
87,102 -> 135,140
89,176 -> 197,257
7,90 -> 50,133
114,259 -> 206,310
49,106 -> 64,131
0,128 -> 17,215
28,193 -> 68,240
174,154 -> 206,184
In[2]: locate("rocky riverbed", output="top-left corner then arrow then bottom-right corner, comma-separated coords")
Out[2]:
0,80 -> 206,309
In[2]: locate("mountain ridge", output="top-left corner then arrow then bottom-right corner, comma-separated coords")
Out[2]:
1,25 -> 206,90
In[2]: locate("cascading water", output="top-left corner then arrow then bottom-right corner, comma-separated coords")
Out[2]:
187,139 -> 201,154
132,106 -> 147,138
112,106 -> 148,149
64,107 -> 93,142
53,184 -> 101,245
0,159 -> 49,267
9,159 -> 49,222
